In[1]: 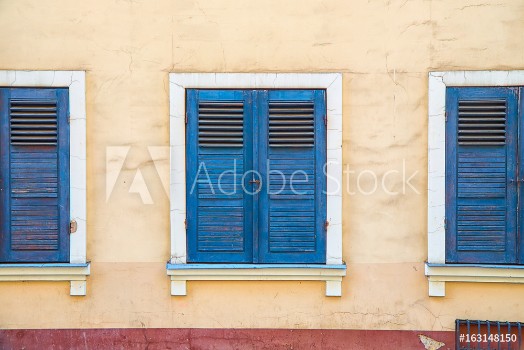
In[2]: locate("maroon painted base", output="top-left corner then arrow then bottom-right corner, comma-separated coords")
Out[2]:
0,328 -> 455,350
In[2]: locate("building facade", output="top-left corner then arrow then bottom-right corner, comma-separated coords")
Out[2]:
1,1 -> 524,349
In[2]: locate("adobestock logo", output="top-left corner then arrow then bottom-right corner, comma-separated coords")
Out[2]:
106,146 -> 420,204
106,146 -> 169,205
190,160 -> 419,196
340,160 -> 419,196
189,160 -> 315,196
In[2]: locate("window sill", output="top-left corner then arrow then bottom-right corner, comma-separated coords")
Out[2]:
0,263 -> 90,296
425,263 -> 524,297
166,263 -> 347,297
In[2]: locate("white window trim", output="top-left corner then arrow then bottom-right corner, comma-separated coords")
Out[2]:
169,73 -> 344,296
0,70 -> 89,296
427,70 -> 524,297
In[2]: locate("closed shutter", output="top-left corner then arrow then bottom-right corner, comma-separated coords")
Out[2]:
0,88 -> 70,262
186,90 -> 254,262
445,87 -> 518,264
258,90 -> 327,263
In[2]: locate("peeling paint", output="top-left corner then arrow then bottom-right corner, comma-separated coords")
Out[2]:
419,334 -> 445,350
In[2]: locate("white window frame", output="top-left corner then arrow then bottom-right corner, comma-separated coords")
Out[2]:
0,70 -> 89,296
168,73 -> 345,296
427,70 -> 524,297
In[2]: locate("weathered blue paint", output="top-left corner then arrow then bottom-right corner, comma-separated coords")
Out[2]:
0,88 -> 70,263
258,90 -> 327,263
446,87 -> 518,264
186,89 -> 254,263
186,89 -> 327,264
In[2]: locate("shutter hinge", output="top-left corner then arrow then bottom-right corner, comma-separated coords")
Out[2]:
324,116 -> 327,126
68,116 -> 71,124
444,218 -> 447,231
69,219 -> 77,234
445,111 -> 448,122
184,219 -> 187,230
185,112 -> 188,124
324,220 -> 330,230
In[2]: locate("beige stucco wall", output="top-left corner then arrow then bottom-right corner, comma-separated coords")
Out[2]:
1,0 -> 524,330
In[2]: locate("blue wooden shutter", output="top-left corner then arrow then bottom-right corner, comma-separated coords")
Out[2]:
446,87 -> 518,264
0,88 -> 70,263
186,90 -> 254,263
257,90 -> 327,263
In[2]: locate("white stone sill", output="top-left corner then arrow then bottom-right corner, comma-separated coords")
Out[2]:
0,263 -> 90,296
167,263 -> 346,297
425,263 -> 524,297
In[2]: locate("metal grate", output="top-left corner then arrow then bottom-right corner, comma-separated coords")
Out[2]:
269,101 -> 315,147
9,99 -> 58,146
458,100 -> 507,146
456,319 -> 523,350
198,101 -> 244,147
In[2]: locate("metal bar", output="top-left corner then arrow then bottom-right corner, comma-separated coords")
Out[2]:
457,320 -> 461,350
477,320 -> 481,350
487,321 -> 491,350
507,322 -> 510,350
467,320 -> 471,350
498,322 -> 501,350
518,323 -> 521,350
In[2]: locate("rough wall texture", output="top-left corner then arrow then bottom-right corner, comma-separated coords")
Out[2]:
0,0 -> 524,330
0,329 -> 456,349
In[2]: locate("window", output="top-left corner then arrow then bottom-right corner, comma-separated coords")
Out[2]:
168,73 -> 345,296
426,70 -> 524,297
0,71 -> 88,296
186,89 -> 326,264
0,88 -> 70,262
445,87 -> 522,264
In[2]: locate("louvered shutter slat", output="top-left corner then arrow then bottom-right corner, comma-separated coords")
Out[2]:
268,101 -> 315,148
9,99 -> 58,146
458,100 -> 506,146
198,101 -> 244,148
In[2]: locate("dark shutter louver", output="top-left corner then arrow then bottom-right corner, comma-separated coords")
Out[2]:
446,87 -> 518,264
458,100 -> 506,146
198,101 -> 243,147
0,88 -> 70,263
269,101 -> 315,147
9,99 -> 58,146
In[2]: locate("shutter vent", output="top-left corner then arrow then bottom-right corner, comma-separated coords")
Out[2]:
198,101 -> 243,147
269,101 -> 314,147
10,99 -> 58,146
458,100 -> 506,146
